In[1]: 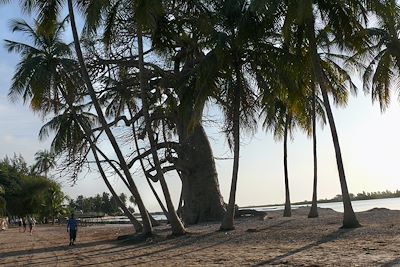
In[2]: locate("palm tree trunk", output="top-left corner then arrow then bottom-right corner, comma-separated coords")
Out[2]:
308,86 -> 319,218
67,0 -> 153,235
283,113 -> 291,217
220,65 -> 241,231
92,144 -> 157,229
94,155 -> 143,232
137,26 -> 185,235
177,187 -> 183,217
305,11 -> 360,228
319,82 -> 360,228
130,115 -> 170,221
59,91 -> 143,232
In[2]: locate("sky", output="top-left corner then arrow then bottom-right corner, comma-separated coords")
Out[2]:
1,3 -> 400,212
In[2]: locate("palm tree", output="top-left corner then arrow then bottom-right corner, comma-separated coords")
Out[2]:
135,1 -> 186,236
198,0 -> 261,231
261,75 -> 312,218
33,150 -> 56,178
348,0 -> 400,111
263,104 -> 295,217
66,0 -> 155,235
308,86 -> 319,218
5,17 -> 77,114
5,15 -> 145,233
281,112 -> 293,217
79,0 -> 228,225
79,0 -> 186,235
280,0 -> 365,228
298,83 -> 327,219
257,34 -> 313,219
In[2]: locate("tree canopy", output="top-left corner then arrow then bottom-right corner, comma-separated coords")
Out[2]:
0,154 -> 64,220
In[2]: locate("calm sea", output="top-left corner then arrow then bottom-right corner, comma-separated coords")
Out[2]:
253,197 -> 400,213
96,198 -> 400,223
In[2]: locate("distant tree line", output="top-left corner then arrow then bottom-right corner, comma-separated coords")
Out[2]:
291,190 -> 400,206
66,192 -> 136,216
0,154 -> 64,222
331,190 -> 400,202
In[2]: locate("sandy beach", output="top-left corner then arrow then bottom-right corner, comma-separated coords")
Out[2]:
1,207 -> 400,266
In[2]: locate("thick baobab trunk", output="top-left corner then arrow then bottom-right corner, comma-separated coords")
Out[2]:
283,114 -> 291,217
178,124 -> 226,225
308,87 -> 319,218
67,0 -> 153,235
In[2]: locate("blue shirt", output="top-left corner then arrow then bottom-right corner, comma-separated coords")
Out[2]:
67,218 -> 78,231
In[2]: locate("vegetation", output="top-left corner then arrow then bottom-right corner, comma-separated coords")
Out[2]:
257,190 -> 400,207
2,0 -> 400,235
333,190 -> 400,202
66,192 -> 131,216
0,154 -> 65,221
32,150 -> 56,178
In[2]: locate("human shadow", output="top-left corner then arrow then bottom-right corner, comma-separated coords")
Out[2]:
254,228 -> 356,266
33,238 -> 157,266
7,241 -> 134,266
0,239 -> 117,259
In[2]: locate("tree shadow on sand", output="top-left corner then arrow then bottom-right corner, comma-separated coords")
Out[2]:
254,228 -> 356,266
79,220 -> 294,266
10,238 -> 159,267
382,257 -> 400,267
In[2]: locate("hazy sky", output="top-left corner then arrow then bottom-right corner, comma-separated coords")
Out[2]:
1,3 -> 400,212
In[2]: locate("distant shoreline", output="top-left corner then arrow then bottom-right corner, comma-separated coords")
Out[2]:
241,195 -> 400,209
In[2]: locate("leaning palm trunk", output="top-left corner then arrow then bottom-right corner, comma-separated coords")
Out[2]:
308,87 -> 319,218
220,68 -> 241,231
91,140 -> 159,227
59,90 -> 143,233
69,112 -> 143,232
67,0 -> 153,235
306,12 -> 360,228
130,118 -> 170,221
283,114 -> 291,217
318,80 -> 360,228
92,148 -> 143,232
94,145 -> 160,228
137,27 -> 185,235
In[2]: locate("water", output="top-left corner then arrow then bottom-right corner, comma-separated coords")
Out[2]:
253,197 -> 400,213
84,214 -> 168,223
82,198 -> 400,224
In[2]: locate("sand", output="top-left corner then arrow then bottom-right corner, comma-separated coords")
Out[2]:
1,207 -> 400,266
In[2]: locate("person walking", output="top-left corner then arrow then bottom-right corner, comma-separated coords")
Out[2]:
18,217 -> 22,232
67,214 -> 78,246
28,216 -> 35,235
22,217 -> 27,232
